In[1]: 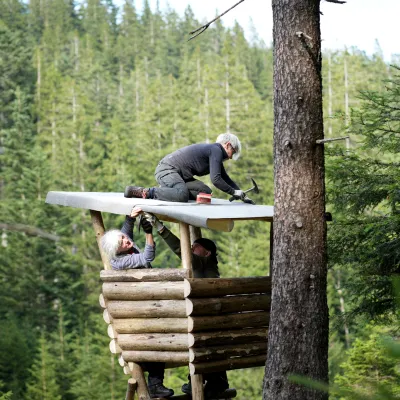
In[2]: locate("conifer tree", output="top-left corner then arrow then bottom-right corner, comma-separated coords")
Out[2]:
25,332 -> 62,400
326,66 -> 400,320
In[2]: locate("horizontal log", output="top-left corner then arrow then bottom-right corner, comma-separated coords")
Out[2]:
122,350 -> 189,363
107,300 -> 186,318
189,354 -> 266,375
101,268 -> 187,282
188,311 -> 269,333
169,389 -> 237,400
118,333 -> 188,351
99,293 -> 106,308
188,328 -> 268,348
110,339 -> 122,354
103,282 -> 185,300
113,318 -> 188,334
186,294 -> 270,316
189,341 -> 267,363
108,324 -> 117,339
184,277 -> 271,298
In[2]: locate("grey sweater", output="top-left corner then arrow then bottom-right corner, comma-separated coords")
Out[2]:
111,216 -> 155,270
159,143 -> 239,195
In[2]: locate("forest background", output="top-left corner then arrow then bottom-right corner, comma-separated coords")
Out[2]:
0,0 -> 399,399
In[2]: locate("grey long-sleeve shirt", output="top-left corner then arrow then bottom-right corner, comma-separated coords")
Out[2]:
160,143 -> 240,195
111,216 -> 155,270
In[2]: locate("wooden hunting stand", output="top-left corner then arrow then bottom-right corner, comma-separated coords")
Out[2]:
46,192 -> 273,400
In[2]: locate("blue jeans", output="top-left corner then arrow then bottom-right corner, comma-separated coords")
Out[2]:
153,163 -> 211,202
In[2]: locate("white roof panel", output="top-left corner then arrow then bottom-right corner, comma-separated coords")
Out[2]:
45,191 -> 273,232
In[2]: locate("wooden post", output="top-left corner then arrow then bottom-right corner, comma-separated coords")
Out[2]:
180,222 -> 204,400
189,226 -> 202,243
90,210 -> 110,270
191,374 -> 204,400
179,222 -> 193,278
130,362 -> 150,400
125,378 -> 137,400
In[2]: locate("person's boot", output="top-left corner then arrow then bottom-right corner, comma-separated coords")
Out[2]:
204,380 -> 229,399
124,185 -> 149,199
148,383 -> 174,398
181,381 -> 192,395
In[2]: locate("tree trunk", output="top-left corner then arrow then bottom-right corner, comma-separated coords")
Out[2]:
264,1 -> 328,399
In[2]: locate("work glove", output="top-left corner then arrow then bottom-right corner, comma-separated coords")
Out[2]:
233,189 -> 246,200
140,216 -> 153,234
144,212 -> 164,232
243,195 -> 256,205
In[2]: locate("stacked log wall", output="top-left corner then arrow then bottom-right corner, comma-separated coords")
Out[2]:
184,277 -> 271,375
100,270 -> 271,376
100,269 -> 190,375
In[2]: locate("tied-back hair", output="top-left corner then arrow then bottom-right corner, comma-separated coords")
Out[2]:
215,132 -> 242,161
101,230 -> 123,261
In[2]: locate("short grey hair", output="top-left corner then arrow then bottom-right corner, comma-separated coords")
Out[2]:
216,133 -> 242,160
101,230 -> 123,261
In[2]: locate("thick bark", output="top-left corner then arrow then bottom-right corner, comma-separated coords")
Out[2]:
264,1 -> 328,399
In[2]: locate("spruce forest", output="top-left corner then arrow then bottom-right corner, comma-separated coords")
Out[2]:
0,0 -> 399,399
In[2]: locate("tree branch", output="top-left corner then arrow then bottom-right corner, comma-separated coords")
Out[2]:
188,0 -> 246,41
0,222 -> 60,241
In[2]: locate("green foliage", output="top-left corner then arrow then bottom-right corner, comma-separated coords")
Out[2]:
0,381 -> 12,400
25,332 -> 62,400
326,67 -> 400,321
333,326 -> 400,399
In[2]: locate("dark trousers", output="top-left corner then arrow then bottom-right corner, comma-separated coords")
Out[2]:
153,163 -> 211,202
142,362 -> 165,386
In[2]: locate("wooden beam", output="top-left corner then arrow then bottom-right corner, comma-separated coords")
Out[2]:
168,388 -> 237,399
130,363 -> 150,400
206,219 -> 234,232
189,226 -> 202,242
100,269 -> 187,282
189,341 -> 267,362
102,281 -> 185,301
122,350 -> 189,363
188,311 -> 269,333
107,300 -> 186,318
90,210 -> 110,270
184,277 -> 271,298
189,354 -> 266,375
125,378 -> 137,400
188,328 -> 268,348
185,294 -> 270,316
118,333 -> 188,351
112,317 -> 188,334
191,374 -> 204,400
180,222 -> 193,278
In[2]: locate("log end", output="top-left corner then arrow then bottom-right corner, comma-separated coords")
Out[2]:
99,293 -> 106,308
184,279 -> 192,298
185,298 -> 193,316
103,309 -> 111,324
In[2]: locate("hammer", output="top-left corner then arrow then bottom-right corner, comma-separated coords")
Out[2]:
229,178 -> 259,202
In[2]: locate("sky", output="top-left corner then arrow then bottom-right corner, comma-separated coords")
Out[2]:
120,0 -> 400,62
